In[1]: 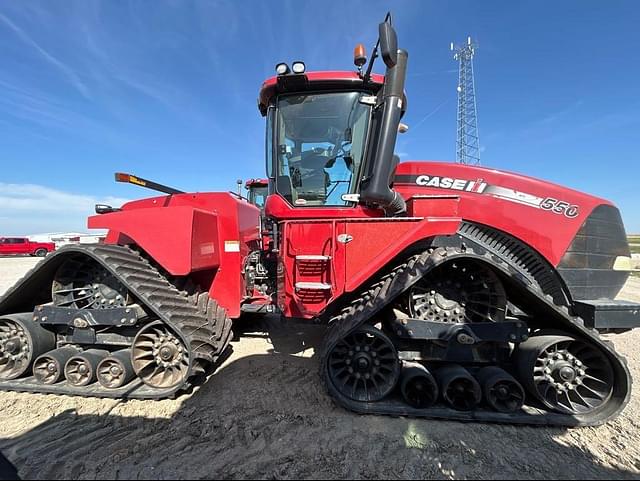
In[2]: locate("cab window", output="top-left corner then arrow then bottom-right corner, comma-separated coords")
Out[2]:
270,91 -> 371,207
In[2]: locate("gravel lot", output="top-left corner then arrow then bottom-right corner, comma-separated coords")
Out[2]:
1,256 -> 640,479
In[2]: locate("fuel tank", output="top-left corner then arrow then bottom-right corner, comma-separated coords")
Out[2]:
88,192 -> 261,318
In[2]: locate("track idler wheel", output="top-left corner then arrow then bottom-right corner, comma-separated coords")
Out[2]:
400,362 -> 439,409
476,366 -> 525,413
65,349 -> 110,387
132,321 -> 191,389
326,325 -> 400,402
98,350 -> 135,389
436,365 -> 482,411
33,347 -> 78,384
0,314 -> 56,380
52,256 -> 129,310
517,334 -> 614,415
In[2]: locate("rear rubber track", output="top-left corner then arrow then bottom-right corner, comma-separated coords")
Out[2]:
0,244 -> 233,399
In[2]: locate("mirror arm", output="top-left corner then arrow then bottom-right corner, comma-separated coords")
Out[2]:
363,39 -> 379,82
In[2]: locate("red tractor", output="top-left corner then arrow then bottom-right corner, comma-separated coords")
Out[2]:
245,178 -> 269,209
0,15 -> 638,426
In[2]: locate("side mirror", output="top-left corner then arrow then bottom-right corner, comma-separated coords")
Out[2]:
379,21 -> 398,68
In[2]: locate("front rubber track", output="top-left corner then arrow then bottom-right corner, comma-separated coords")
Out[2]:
320,245 -> 632,427
0,244 -> 233,400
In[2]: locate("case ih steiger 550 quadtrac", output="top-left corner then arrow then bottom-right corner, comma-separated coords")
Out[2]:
1,16 -> 638,426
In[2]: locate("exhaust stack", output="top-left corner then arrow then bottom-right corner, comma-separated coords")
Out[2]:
359,16 -> 407,216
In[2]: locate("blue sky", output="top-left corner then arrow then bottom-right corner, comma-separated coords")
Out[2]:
0,0 -> 639,234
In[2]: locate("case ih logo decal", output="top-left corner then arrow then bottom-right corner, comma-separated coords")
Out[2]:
415,175 -> 488,193
395,174 -> 580,219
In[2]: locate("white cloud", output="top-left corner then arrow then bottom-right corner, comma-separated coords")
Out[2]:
0,183 -> 129,235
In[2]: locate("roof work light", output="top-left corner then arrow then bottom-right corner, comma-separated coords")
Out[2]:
291,61 -> 306,74
275,63 -> 290,75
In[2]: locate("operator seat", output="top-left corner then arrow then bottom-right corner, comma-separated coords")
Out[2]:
295,151 -> 330,205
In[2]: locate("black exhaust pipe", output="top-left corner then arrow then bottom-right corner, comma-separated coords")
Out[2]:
359,18 -> 407,217
400,361 -> 439,409
436,365 -> 482,411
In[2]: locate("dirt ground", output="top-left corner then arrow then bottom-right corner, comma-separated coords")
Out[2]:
1,256 -> 640,479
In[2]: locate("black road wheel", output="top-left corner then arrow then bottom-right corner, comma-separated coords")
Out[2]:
64,350 -> 109,387
517,334 -> 615,415
52,256 -> 129,309
400,361 -> 439,409
476,366 -> 525,413
34,248 -> 48,257
0,314 -> 55,380
326,325 -> 400,402
33,347 -> 78,384
132,321 -> 190,389
405,260 -> 506,323
98,350 -> 135,389
436,364 -> 482,411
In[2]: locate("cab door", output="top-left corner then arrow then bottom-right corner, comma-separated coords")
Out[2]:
10,238 -> 26,254
278,219 -> 347,319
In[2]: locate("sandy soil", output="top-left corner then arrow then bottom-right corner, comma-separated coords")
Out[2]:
1,257 -> 640,479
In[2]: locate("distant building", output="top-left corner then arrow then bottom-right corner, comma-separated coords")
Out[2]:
28,232 -> 106,248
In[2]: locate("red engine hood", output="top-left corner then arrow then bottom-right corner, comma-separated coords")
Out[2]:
394,161 -> 612,266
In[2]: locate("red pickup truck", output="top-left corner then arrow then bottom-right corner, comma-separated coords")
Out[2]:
0,237 -> 55,257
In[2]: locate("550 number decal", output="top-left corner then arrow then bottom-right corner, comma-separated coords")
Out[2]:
540,198 -> 580,218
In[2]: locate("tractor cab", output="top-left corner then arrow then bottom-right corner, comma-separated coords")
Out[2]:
245,178 -> 269,208
264,87 -> 374,207
259,16 -> 408,219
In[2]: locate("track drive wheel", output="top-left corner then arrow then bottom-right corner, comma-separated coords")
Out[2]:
132,321 -> 191,389
0,314 -> 55,380
406,260 -> 506,323
326,325 -> 400,402
517,334 -> 615,415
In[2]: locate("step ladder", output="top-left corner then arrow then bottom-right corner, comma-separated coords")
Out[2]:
293,254 -> 332,302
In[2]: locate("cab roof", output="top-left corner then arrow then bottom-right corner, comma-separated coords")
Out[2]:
258,71 -> 385,116
245,178 -> 269,188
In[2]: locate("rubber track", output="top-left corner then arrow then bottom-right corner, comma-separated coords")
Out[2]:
0,244 -> 232,399
320,245 -> 632,426
458,221 -> 567,305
